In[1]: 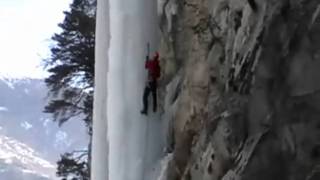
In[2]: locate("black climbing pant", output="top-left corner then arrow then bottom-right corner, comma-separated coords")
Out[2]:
142,80 -> 157,113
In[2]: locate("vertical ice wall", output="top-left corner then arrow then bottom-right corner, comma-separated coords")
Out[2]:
93,0 -> 164,179
108,0 -> 162,180
91,0 -> 109,179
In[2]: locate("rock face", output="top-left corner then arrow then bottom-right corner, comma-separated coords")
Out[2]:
158,0 -> 320,179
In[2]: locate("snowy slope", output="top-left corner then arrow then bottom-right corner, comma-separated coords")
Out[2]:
0,77 -> 88,178
0,134 -> 57,179
0,77 -> 88,162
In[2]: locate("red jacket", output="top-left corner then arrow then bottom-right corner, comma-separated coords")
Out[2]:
145,53 -> 160,81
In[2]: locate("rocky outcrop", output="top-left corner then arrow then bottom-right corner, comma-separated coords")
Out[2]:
158,0 -> 320,180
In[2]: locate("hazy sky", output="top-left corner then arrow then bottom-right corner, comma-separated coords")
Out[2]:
0,0 -> 72,78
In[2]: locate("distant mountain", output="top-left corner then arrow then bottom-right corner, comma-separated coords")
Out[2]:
0,77 -> 89,179
0,134 -> 56,180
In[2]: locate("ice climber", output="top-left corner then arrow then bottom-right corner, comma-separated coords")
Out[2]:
141,51 -> 161,115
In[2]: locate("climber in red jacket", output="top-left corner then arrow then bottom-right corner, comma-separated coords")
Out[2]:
141,51 -> 161,115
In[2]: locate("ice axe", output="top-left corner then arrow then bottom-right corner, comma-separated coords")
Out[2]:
144,42 -> 152,87
146,42 -> 150,61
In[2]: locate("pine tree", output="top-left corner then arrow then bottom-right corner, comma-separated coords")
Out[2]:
56,151 -> 89,180
44,0 -> 96,133
44,0 -> 96,179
